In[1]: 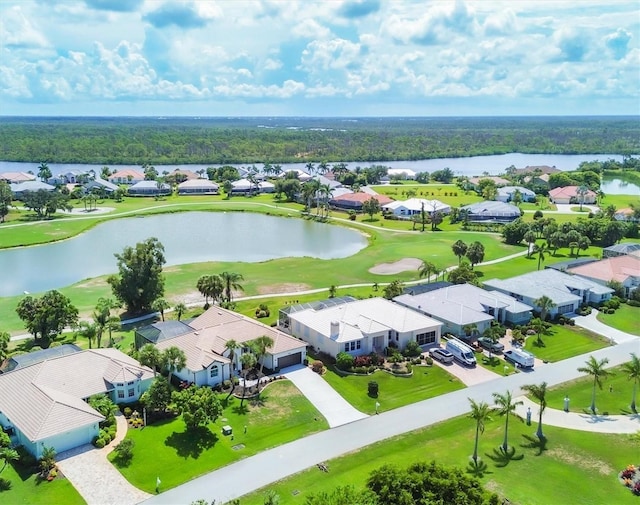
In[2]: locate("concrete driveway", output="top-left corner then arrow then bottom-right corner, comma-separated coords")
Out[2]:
431,357 -> 501,386
573,309 -> 638,344
284,365 -> 368,427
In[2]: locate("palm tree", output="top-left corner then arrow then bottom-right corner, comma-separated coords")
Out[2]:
93,297 -> 121,348
251,335 -> 274,394
162,346 -> 187,385
240,352 -> 257,407
220,271 -> 244,304
418,260 -> 439,282
174,302 -> 187,321
37,162 -> 51,182
224,339 -> 240,382
452,240 -> 468,264
576,185 -> 589,211
319,183 -> 333,217
152,298 -> 171,322
533,295 -> 554,322
577,356 -> 612,414
522,382 -> 548,439
621,353 -> 640,413
196,274 -> 224,307
523,230 -> 536,258
77,321 -> 97,349
468,398 -> 493,464
533,242 -> 548,271
138,344 -> 162,376
531,317 -> 547,347
492,390 -> 523,453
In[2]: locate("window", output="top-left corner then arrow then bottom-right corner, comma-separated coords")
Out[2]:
557,304 -> 573,314
117,390 -> 124,399
416,331 -> 436,346
128,389 -> 135,397
210,366 -> 219,378
344,343 -> 349,352
127,381 -> 134,386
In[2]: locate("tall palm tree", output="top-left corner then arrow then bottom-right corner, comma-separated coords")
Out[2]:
77,321 -> 97,349
533,242 -> 548,271
220,271 -> 244,304
240,352 -> 257,407
174,302 -> 187,321
621,353 -> 640,413
577,356 -> 612,414
152,298 -> 171,322
522,382 -> 548,439
161,346 -> 187,385
196,274 -> 224,307
533,295 -> 554,322
468,398 -> 493,464
138,344 -> 162,376
418,260 -> 439,283
37,162 -> 51,182
452,240 -> 468,264
93,297 -> 120,348
492,390 -> 523,453
251,335 -> 274,394
224,339 -> 240,379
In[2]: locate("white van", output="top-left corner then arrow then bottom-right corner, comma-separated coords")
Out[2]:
504,348 -> 535,369
445,337 -> 477,367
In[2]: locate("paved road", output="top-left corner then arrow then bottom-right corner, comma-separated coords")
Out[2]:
141,338 -> 640,505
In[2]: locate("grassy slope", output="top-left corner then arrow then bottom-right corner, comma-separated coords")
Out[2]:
596,304 -> 640,336
524,325 -> 611,362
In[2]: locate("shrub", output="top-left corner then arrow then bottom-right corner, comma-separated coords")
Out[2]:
403,340 -> 422,358
123,407 -> 132,418
354,355 -> 372,367
369,353 -> 383,366
114,439 -> 135,465
405,363 -> 412,373
348,210 -> 357,221
311,360 -> 324,374
336,352 -> 355,371
607,308 -> 616,314
368,381 -> 379,397
425,356 -> 433,366
94,438 -> 106,449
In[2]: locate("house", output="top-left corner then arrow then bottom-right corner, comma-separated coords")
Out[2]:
602,242 -> 640,258
382,198 -> 451,218
279,169 -> 312,182
386,168 -> 416,180
548,186 -> 596,205
84,177 -> 119,194
178,179 -> 219,195
460,201 -> 521,222
108,169 -> 144,185
394,283 -> 532,338
496,186 -> 536,203
280,297 -> 443,358
513,165 -> 561,176
468,176 -> 510,189
614,208 -> 639,222
567,255 -> 640,297
136,305 -> 307,386
127,180 -> 172,196
9,180 -> 56,199
329,192 -> 393,212
0,344 -> 82,374
0,348 -> 153,458
483,269 -> 614,317
0,172 -> 36,184
49,170 -> 91,185
258,181 -> 275,193
523,173 -> 551,188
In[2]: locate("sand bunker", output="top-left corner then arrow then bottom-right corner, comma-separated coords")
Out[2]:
369,257 -> 422,275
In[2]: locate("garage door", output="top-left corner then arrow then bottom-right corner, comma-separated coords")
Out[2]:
278,352 -> 302,369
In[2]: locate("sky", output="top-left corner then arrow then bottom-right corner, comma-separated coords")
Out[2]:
0,0 -> 639,117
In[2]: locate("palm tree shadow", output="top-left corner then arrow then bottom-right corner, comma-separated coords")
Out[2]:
232,404 -> 250,415
466,459 -> 492,477
520,434 -> 548,456
485,446 -> 524,467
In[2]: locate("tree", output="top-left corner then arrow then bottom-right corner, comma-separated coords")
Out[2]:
468,398 -> 493,464
113,438 -> 135,466
162,346 -> 187,384
223,180 -> 233,198
431,167 -> 454,183
171,385 -> 223,430
533,242 -> 549,270
466,241 -> 485,269
0,181 -> 12,223
523,230 -> 537,257
240,352 -> 257,407
0,431 -> 19,475
621,353 -> 640,413
138,344 -> 163,376
531,317 -> 547,347
492,390 -> 523,453
107,238 -> 166,314
39,446 -> 57,476
576,185 -> 589,211
93,297 -> 121,347
361,197 -> 381,221
305,485 -> 377,505
534,295 -> 554,322
224,339 -> 239,381
22,190 -> 72,219
522,382 -> 548,439
452,239 -> 468,264
141,377 -> 172,414
174,302 -> 187,321
37,162 -> 52,182
220,271 -> 244,304
77,321 -> 97,349
152,298 -> 171,322
448,261 -> 478,285
88,393 -> 117,420
382,280 -> 404,300
16,290 -> 79,347
577,356 -> 612,414
418,260 -> 438,282
577,235 -> 591,256
251,335 -> 274,394
0,331 -> 9,362
197,274 -> 224,307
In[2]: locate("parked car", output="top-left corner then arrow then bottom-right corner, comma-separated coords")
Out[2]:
429,347 -> 454,364
445,338 -> 477,367
477,337 -> 505,353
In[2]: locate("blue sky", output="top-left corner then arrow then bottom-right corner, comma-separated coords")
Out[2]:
0,0 -> 638,116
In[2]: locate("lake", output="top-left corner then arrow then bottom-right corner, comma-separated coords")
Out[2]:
0,212 -> 367,297
0,153 -> 628,178
600,177 -> 640,195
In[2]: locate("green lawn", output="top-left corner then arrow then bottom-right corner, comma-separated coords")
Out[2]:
524,324 -> 610,362
0,461 -> 85,505
320,364 -> 464,414
597,304 -> 640,336
109,380 -> 329,493
546,364 -> 638,415
240,414 -> 639,505
476,353 -> 517,375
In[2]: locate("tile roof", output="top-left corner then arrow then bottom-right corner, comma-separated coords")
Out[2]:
330,192 -> 393,204
567,255 -> 640,284
548,186 -> 597,199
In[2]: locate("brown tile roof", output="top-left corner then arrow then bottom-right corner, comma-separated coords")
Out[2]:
468,176 -> 510,186
331,192 -> 393,205
549,186 -> 596,199
514,165 -> 561,175
567,255 -> 640,284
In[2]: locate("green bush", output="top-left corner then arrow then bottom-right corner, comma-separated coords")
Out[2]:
425,356 -> 434,366
94,438 -> 106,449
405,363 -> 412,373
368,381 -> 379,397
336,352 -> 355,371
123,407 -> 132,418
403,340 -> 422,358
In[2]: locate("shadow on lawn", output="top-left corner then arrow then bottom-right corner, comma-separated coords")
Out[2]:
466,459 -> 491,478
485,446 -> 524,467
520,434 -> 548,456
165,426 -> 218,459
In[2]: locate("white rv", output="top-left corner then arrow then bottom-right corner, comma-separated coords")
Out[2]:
445,337 -> 477,367
504,348 -> 535,369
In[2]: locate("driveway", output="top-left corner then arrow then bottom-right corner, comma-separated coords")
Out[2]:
431,357 -> 501,386
573,309 -> 638,344
284,365 -> 368,427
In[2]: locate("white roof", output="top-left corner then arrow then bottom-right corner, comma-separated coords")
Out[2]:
383,198 -> 450,213
497,186 -> 535,197
288,297 -> 442,343
232,178 -> 253,190
10,180 -> 56,192
178,179 -> 219,189
387,168 -> 417,177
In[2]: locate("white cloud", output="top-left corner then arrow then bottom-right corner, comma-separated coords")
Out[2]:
0,5 -> 50,49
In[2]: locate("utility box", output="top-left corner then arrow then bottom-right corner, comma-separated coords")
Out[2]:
222,425 -> 233,436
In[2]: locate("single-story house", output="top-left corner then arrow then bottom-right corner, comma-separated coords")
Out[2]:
614,208 -> 639,222
468,176 -> 510,189
496,186 -> 536,203
460,201 -> 521,222
84,177 -> 119,194
523,173 -> 551,188
386,168 -> 416,180
548,186 -> 597,205
0,344 -> 82,374
0,348 -> 153,458
603,242 -> 640,258
394,283 -> 532,338
567,255 -> 640,297
127,180 -> 172,196
108,169 -> 144,185
329,192 -> 393,212
0,172 -> 36,184
137,306 -> 307,387
279,169 -> 312,182
513,165 -> 561,176
178,179 -> 219,195
9,180 -> 56,199
483,269 -> 613,317
382,198 -> 451,218
258,181 -> 275,193
281,297 -> 443,358
49,170 -> 91,185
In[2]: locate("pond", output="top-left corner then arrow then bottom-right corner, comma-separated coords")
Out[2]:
600,177 -> 640,195
0,212 -> 367,297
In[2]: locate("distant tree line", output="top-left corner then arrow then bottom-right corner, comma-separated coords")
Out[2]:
1,116 -> 638,165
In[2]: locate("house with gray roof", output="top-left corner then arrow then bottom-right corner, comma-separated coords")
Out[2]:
394,283 -> 533,338
483,269 -> 613,317
178,179 -> 219,195
603,242 -> 640,258
9,180 -> 56,199
84,177 -> 119,194
0,344 -> 82,374
281,297 -> 442,358
0,348 -> 153,458
496,186 -> 536,203
127,180 -> 172,196
460,201 -> 521,222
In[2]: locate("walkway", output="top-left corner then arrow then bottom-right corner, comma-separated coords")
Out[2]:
573,308 -> 638,344
284,365 -> 368,427
57,413 -> 152,505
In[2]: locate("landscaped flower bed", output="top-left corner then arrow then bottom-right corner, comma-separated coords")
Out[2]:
618,464 -> 640,496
